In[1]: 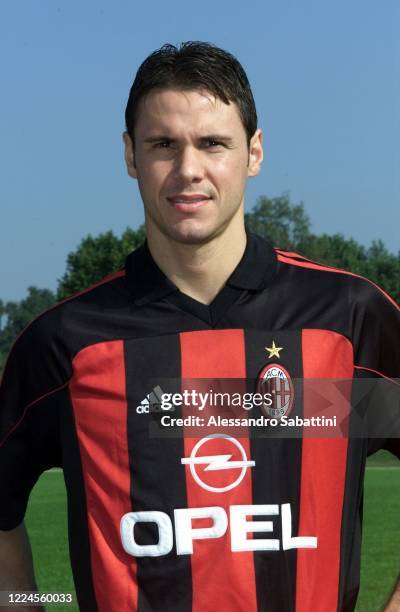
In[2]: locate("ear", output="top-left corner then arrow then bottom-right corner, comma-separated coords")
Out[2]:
247,128 -> 263,177
123,131 -> 137,179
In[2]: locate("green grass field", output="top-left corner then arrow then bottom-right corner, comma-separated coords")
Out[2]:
25,451 -> 399,611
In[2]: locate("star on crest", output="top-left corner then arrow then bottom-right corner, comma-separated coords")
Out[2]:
265,340 -> 283,359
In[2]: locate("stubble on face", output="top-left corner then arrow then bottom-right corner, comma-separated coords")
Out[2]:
127,89 -> 258,248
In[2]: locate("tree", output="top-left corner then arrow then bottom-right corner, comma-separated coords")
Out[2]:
244,193 -> 312,250
302,233 -> 368,273
0,287 -> 56,371
245,194 -> 399,303
364,240 -> 400,301
0,299 -> 5,332
57,225 -> 146,299
1,196 -> 398,372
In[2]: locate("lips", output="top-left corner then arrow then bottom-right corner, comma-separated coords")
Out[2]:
167,194 -> 212,212
167,194 -> 211,204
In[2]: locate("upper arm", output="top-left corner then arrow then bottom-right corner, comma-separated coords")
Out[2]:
0,315 -> 71,530
350,278 -> 400,458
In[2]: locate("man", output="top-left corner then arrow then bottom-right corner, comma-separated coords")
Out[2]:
0,42 -> 399,612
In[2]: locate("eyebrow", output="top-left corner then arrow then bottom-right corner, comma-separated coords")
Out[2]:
143,134 -> 235,144
143,135 -> 172,143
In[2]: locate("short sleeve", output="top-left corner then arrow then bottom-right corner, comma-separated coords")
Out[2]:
350,278 -> 400,458
0,314 -> 71,530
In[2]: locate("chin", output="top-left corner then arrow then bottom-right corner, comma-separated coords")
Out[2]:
166,221 -> 218,245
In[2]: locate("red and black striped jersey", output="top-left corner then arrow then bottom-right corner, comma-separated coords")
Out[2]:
0,230 -> 399,612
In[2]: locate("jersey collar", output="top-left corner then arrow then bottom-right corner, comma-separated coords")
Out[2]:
125,226 -> 277,306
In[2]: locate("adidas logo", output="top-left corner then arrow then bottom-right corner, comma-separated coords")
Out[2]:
136,385 -> 167,414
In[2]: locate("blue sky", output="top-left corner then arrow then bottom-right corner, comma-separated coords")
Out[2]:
1,0 -> 399,302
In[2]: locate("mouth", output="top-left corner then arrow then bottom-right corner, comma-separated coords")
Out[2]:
167,194 -> 212,212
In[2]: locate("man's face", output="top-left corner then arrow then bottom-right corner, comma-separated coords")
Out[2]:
123,88 -> 263,245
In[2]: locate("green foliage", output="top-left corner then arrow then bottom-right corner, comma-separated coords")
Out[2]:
0,299 -> 5,331
245,192 -> 312,250
0,226 -> 146,370
1,196 -> 398,370
246,194 -> 400,303
0,287 -> 56,372
57,225 -> 146,299
364,240 -> 400,302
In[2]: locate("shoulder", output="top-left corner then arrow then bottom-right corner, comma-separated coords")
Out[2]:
274,247 -> 399,312
273,248 -> 399,376
1,268 -> 128,386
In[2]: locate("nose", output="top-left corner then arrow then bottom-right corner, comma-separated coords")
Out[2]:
174,146 -> 205,183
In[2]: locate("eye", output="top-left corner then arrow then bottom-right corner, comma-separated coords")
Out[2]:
154,140 -> 172,149
205,139 -> 223,148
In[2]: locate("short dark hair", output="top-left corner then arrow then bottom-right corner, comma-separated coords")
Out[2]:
125,41 -> 258,147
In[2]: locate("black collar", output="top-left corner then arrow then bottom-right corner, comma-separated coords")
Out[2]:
125,227 -> 277,306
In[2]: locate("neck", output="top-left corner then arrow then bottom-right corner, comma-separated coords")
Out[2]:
146,218 -> 247,305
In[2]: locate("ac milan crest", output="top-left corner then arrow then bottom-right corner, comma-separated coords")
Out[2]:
257,363 -> 295,419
